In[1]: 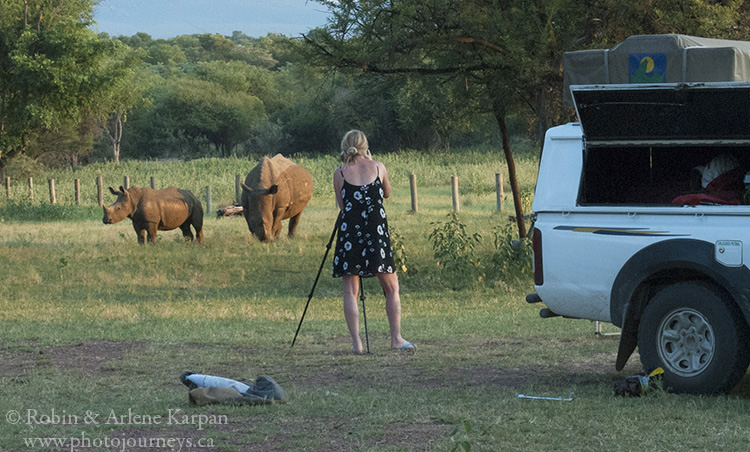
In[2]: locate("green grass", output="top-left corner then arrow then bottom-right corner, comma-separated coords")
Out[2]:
1,145 -> 538,215
2,149 -> 750,451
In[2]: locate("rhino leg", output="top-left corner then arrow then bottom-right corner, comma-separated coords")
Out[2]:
146,222 -> 158,244
288,213 -> 302,238
189,202 -> 204,244
135,227 -> 147,245
272,210 -> 284,240
179,223 -> 194,241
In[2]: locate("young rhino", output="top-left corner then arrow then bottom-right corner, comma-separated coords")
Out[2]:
102,186 -> 204,244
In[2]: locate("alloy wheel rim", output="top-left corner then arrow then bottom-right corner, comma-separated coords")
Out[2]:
657,308 -> 715,377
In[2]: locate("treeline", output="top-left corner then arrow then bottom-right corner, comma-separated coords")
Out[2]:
106,31 -> 497,161
4,0 -> 750,177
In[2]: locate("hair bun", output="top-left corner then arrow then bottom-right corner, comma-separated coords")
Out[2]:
346,146 -> 358,155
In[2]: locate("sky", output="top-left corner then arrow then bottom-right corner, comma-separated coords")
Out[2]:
92,0 -> 332,39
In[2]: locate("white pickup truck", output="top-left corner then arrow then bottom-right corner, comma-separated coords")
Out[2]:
527,82 -> 750,394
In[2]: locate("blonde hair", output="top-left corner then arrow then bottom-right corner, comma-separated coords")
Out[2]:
340,129 -> 369,163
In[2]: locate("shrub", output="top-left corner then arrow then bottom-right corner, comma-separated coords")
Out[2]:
489,220 -> 533,280
428,212 -> 483,288
389,226 -> 412,276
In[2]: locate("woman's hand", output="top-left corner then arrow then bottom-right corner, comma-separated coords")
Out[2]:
365,149 -> 372,160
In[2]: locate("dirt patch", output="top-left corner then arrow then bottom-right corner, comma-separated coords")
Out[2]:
290,337 -> 643,393
217,416 -> 447,452
0,339 -> 149,378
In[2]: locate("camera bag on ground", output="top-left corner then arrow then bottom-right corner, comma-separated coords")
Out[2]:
180,371 -> 289,405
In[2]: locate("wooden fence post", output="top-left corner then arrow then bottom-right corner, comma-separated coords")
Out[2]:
205,186 -> 212,215
496,172 -> 504,213
28,177 -> 33,201
451,176 -> 460,212
48,179 -> 56,204
123,175 -> 130,190
75,179 -> 80,205
409,173 -> 418,213
5,176 -> 9,200
235,174 -> 242,204
97,176 -> 104,206
150,176 -> 156,189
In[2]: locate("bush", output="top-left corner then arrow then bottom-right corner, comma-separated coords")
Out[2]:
389,226 -> 412,275
489,220 -> 533,280
428,212 -> 483,288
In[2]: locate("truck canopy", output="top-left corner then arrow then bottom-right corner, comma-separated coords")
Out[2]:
568,83 -> 750,206
571,82 -> 750,145
563,34 -> 750,106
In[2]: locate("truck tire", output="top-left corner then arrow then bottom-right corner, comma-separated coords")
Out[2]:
638,281 -> 750,394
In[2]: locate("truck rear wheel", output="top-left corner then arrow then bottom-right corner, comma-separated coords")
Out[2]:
638,282 -> 750,394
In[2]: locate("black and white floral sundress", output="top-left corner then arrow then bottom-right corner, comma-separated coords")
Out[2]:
332,167 -> 395,277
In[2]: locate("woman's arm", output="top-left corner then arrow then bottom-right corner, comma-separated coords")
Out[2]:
378,161 -> 392,199
333,167 -> 345,210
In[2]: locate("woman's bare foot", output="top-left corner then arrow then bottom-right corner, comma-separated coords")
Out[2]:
392,340 -> 416,351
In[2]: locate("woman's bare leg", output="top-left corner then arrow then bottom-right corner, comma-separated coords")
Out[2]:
376,272 -> 415,349
343,275 -> 364,353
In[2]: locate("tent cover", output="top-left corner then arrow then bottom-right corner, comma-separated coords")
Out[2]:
563,34 -> 750,106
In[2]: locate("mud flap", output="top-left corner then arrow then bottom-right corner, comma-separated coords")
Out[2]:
615,313 -> 639,371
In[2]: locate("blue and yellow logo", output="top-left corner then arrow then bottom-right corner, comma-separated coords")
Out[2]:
629,53 -> 666,83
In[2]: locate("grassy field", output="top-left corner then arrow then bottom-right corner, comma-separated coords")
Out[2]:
3,148 -> 750,451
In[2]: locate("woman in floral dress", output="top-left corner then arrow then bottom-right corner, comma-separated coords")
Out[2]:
332,130 -> 416,354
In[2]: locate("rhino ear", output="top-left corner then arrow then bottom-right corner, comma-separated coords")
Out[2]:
108,187 -> 119,195
119,185 -> 126,193
268,185 -> 279,195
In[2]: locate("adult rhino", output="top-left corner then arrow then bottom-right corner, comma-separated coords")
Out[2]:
103,186 -> 204,244
241,154 -> 313,242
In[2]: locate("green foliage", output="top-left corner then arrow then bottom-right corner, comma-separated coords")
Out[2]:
396,75 -> 482,152
150,77 -> 267,157
429,212 -> 483,288
450,420 -> 474,452
1,154 -> 45,180
0,200 -> 99,222
588,0 -> 750,44
490,220 -> 533,279
0,0 -> 143,168
389,225 -> 412,276
5,0 -> 750,169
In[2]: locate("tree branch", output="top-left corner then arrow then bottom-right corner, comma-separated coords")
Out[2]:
454,37 -> 507,54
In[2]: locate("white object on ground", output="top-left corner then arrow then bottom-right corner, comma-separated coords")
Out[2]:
518,394 -> 573,401
185,374 -> 250,393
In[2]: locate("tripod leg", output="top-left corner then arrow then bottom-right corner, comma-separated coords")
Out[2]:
360,277 -> 370,354
291,217 -> 341,348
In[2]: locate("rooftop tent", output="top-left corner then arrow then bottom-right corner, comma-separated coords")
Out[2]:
562,34 -> 750,106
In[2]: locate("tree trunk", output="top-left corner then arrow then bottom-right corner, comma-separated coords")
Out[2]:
497,115 -> 527,238
105,113 -> 123,164
489,87 -> 527,239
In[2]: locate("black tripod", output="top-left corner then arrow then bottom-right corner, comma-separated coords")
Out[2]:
291,217 -> 370,352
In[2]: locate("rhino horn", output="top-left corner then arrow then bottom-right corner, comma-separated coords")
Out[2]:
241,182 -> 254,194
